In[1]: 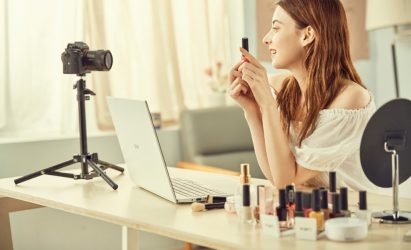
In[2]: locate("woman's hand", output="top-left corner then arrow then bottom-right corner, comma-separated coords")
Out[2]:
238,47 -> 276,110
229,59 -> 259,113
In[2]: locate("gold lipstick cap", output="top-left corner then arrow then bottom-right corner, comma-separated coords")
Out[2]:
240,163 -> 251,184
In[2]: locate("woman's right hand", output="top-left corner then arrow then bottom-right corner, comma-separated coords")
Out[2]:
229,60 -> 259,113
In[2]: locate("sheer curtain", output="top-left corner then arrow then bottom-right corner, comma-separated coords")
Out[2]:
91,0 -> 233,129
0,0 -> 7,130
0,0 -> 233,138
0,0 -> 85,138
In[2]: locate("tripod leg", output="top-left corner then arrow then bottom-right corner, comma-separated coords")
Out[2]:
14,159 -> 77,185
46,171 -> 76,179
88,160 -> 118,190
96,159 -> 124,173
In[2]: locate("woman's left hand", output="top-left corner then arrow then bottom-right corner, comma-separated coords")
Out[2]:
238,47 -> 276,109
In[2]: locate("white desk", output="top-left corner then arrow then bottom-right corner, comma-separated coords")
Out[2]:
1,167 -> 411,250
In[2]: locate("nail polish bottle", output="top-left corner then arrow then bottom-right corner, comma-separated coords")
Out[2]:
285,184 -> 295,226
329,193 -> 345,218
302,192 -> 312,217
241,184 -> 253,223
276,189 -> 288,228
328,171 -> 337,205
340,187 -> 351,217
355,190 -> 372,227
309,189 -> 324,232
294,191 -> 305,217
320,190 -> 330,220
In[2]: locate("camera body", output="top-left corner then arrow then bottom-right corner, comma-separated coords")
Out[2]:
61,42 -> 113,75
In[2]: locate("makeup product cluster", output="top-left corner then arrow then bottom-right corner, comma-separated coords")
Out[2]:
226,163 -> 372,241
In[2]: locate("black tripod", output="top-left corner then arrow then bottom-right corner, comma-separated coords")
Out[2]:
14,76 -> 124,190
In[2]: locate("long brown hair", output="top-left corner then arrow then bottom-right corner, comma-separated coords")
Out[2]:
275,0 -> 365,147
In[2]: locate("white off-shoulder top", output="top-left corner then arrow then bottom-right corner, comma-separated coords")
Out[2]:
272,88 -> 379,192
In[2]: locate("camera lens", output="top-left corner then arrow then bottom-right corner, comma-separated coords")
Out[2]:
104,52 -> 113,70
83,50 -> 113,71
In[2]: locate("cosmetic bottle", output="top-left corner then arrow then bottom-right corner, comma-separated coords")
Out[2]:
275,189 -> 288,228
329,193 -> 345,218
355,190 -> 372,227
320,190 -> 330,220
254,185 -> 264,223
241,184 -> 253,224
224,196 -> 236,214
302,192 -> 312,217
309,189 -> 325,232
340,187 -> 351,217
235,163 -> 252,213
258,185 -> 274,216
294,191 -> 305,217
285,184 -> 295,219
328,171 -> 337,204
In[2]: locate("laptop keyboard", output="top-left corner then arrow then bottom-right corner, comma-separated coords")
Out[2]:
171,178 -> 223,197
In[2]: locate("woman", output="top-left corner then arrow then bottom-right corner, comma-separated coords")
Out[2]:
229,0 -> 377,191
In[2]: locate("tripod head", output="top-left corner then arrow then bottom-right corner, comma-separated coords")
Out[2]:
73,76 -> 95,99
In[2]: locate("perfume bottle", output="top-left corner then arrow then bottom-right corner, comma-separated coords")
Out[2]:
355,190 -> 372,227
276,189 -> 288,228
320,189 -> 330,220
329,193 -> 345,218
309,188 -> 324,232
340,187 -> 351,217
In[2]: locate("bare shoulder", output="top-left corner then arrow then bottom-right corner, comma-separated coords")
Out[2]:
329,81 -> 371,110
268,73 -> 290,93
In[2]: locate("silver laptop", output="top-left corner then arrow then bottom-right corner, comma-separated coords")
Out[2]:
107,97 -> 228,203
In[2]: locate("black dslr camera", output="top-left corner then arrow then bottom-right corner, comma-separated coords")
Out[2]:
61,42 -> 113,75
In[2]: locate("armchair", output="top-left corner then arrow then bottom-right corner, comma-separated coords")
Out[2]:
178,105 -> 265,179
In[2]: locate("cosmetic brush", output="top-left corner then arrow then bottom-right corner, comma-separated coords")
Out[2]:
191,202 -> 225,212
206,195 -> 227,203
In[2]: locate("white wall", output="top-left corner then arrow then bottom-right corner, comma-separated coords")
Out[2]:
371,27 -> 411,104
